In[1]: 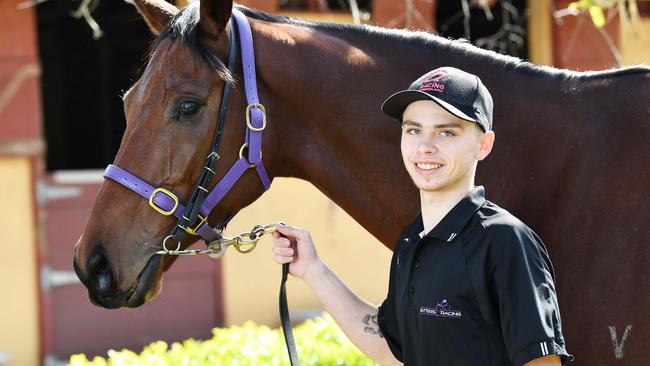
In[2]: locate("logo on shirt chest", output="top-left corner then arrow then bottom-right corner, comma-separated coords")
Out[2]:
420,299 -> 462,318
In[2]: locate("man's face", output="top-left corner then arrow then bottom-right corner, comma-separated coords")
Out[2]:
400,100 -> 494,194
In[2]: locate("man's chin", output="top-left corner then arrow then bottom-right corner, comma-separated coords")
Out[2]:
414,180 -> 445,192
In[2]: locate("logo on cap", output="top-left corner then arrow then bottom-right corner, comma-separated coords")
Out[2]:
419,70 -> 449,93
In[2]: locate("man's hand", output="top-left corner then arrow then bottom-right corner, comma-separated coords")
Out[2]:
270,222 -> 402,366
524,354 -> 562,366
271,223 -> 324,282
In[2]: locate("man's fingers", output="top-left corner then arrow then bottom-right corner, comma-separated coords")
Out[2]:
274,223 -> 306,240
273,246 -> 294,256
274,255 -> 293,264
273,236 -> 292,248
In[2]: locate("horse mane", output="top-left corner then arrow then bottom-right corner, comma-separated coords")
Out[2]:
154,3 -> 649,83
236,6 -> 649,81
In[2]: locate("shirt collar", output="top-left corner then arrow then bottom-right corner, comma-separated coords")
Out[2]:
401,186 -> 486,243
427,186 -> 486,242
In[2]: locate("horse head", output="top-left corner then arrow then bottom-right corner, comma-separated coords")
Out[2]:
73,0 -> 276,309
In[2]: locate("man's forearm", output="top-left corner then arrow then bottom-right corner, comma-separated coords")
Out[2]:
303,261 -> 402,366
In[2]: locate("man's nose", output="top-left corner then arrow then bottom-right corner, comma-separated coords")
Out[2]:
418,139 -> 438,155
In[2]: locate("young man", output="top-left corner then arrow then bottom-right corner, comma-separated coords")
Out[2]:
272,67 -> 570,366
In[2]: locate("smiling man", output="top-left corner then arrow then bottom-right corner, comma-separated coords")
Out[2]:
272,67 -> 571,366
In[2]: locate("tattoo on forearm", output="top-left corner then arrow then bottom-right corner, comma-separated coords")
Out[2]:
362,313 -> 384,338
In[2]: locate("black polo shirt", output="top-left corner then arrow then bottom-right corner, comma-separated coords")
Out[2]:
378,186 -> 570,366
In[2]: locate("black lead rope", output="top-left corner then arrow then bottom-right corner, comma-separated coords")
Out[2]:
280,263 -> 300,366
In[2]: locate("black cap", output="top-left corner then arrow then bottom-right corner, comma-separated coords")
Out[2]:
381,67 -> 493,132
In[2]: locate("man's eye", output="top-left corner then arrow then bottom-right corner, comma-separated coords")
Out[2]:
405,128 -> 421,135
439,130 -> 456,137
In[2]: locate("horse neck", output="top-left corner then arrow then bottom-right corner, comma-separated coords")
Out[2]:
247,21 -> 412,246
251,20 -> 529,247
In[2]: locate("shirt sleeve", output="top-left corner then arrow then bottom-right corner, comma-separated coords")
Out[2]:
489,223 -> 571,366
377,243 -> 403,362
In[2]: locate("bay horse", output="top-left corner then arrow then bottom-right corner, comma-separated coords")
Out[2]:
73,0 -> 650,364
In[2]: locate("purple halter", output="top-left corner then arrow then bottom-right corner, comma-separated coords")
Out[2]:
103,9 -> 270,244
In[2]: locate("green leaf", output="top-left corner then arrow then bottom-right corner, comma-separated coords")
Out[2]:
69,314 -> 377,366
589,6 -> 607,27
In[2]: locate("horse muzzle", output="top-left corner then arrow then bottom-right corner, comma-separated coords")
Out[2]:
73,246 -> 163,309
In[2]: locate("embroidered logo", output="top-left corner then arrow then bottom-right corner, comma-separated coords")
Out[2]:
419,70 -> 449,93
420,299 -> 462,318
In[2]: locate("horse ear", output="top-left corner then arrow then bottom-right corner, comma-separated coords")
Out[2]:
131,0 -> 179,35
200,0 -> 233,36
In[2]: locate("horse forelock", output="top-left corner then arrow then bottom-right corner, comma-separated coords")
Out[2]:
151,2 -> 234,85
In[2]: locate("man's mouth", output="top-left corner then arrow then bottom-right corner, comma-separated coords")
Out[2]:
413,161 -> 444,176
416,162 -> 442,170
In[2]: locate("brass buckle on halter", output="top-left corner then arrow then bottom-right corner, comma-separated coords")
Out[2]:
149,188 -> 179,216
185,214 -> 208,236
246,103 -> 267,132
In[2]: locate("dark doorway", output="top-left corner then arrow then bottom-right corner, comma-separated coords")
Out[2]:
36,0 -> 154,171
436,0 -> 528,59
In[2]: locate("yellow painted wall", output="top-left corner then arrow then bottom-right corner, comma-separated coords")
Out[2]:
528,1 -> 650,68
223,178 -> 393,326
278,11 -> 354,24
621,17 -> 650,65
0,157 -> 39,366
527,0 -> 553,66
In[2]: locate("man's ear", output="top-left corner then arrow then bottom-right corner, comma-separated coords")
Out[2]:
476,130 -> 495,161
131,0 -> 179,35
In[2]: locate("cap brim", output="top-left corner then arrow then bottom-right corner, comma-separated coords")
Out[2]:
381,90 -> 477,124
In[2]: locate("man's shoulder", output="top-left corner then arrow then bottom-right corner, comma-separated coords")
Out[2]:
469,200 -> 552,273
473,200 -> 539,246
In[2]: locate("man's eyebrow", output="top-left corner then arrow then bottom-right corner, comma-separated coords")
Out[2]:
401,120 -> 465,129
401,120 -> 422,127
434,122 -> 465,129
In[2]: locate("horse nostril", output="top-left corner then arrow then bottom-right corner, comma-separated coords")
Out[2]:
87,249 -> 116,295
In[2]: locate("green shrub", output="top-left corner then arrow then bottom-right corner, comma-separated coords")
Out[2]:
69,313 -> 378,366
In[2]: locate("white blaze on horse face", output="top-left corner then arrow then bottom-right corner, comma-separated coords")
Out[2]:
609,324 -> 632,360
400,100 -> 482,195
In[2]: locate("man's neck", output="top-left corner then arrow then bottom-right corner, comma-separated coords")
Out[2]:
420,182 -> 474,234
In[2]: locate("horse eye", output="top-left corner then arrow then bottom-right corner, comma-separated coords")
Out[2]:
178,101 -> 200,117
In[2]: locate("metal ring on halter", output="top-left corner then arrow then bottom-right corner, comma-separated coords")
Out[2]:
162,235 -> 181,253
245,103 -> 267,132
239,143 -> 262,167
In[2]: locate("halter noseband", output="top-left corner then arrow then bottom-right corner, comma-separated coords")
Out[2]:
103,9 -> 270,247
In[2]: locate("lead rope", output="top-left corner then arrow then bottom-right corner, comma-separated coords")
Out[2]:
157,224 -> 300,365
281,262 -> 300,366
